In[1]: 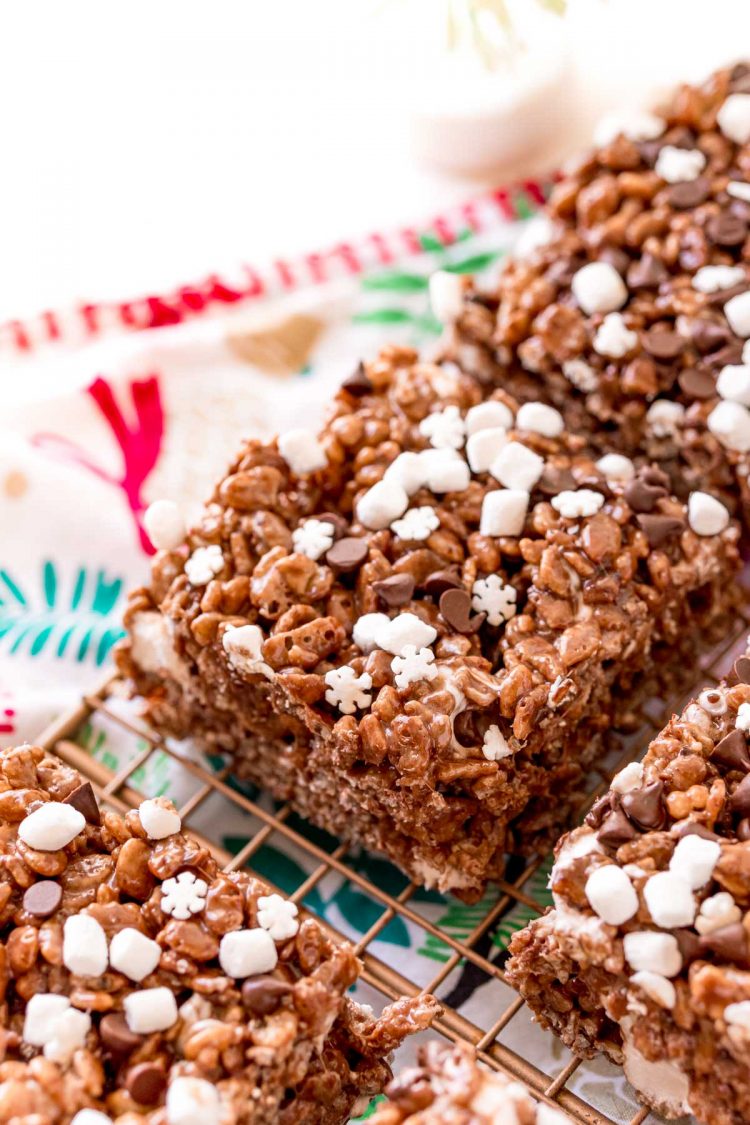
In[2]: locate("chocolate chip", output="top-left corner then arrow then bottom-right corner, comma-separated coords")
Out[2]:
341,362 -> 373,397
637,514 -> 685,548
599,246 -> 630,275
642,328 -> 683,360
621,781 -> 666,831
730,774 -> 750,817
712,728 -> 750,773
584,793 -> 612,828
439,588 -> 485,634
624,472 -> 669,513
699,922 -> 750,965
372,574 -> 415,608
673,928 -> 701,964
598,807 -> 638,848
667,177 -> 710,209
733,656 -> 750,685
637,139 -> 663,166
22,880 -> 62,918
672,820 -> 721,842
690,319 -> 732,354
706,282 -> 748,307
127,1063 -> 167,1105
317,511 -> 349,539
708,212 -> 748,247
325,537 -> 368,573
423,569 -> 463,598
538,465 -> 576,496
63,781 -> 100,826
738,817 -> 750,841
242,976 -> 292,1015
678,368 -> 715,399
707,340 -> 745,367
99,1013 -> 143,1055
626,253 -> 667,290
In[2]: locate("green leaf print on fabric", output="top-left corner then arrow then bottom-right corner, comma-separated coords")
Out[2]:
417,890 -> 500,963
0,562 -> 126,665
490,858 -> 554,953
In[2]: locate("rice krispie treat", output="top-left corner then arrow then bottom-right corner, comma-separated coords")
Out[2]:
507,657 -> 750,1124
0,742 -> 437,1123
370,1041 -> 569,1124
439,63 -> 750,523
119,346 -> 740,901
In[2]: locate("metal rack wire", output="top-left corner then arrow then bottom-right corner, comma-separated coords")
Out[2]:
33,601 -> 750,1125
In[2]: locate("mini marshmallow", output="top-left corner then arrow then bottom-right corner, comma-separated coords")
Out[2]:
139,798 -> 181,840
717,364 -> 750,405
623,931 -> 682,977
466,427 -> 508,474
490,442 -> 544,491
219,928 -> 278,978
144,500 -> 186,551
63,914 -> 108,976
277,429 -> 327,475
736,701 -> 750,732
480,489 -> 529,538
515,402 -> 564,438
384,451 -> 426,495
357,479 -> 409,530
654,145 -> 706,183
482,726 -> 512,761
728,180 -> 750,202
717,93 -> 750,144
166,1076 -> 223,1125
378,612 -> 437,656
647,399 -> 686,438
109,927 -> 162,981
571,262 -> 628,315
419,404 -> 466,450
596,453 -> 635,482
551,489 -> 605,520
693,265 -> 746,294
630,970 -> 676,1009
71,1112 -> 115,1125
696,891 -> 741,935
593,312 -> 638,358
688,492 -> 730,537
222,624 -> 274,681
352,612 -> 391,653
593,110 -> 665,147
428,270 -> 464,323
184,544 -> 224,586
708,399 -> 750,451
124,987 -> 179,1034
419,448 -> 471,493
725,292 -> 750,338
23,993 -> 72,1046
644,871 -> 696,928
19,802 -> 85,852
465,400 -> 514,435
585,865 -> 638,925
669,833 -> 721,890
611,761 -> 644,794
725,1000 -> 750,1030
43,1006 -> 92,1064
563,358 -> 599,392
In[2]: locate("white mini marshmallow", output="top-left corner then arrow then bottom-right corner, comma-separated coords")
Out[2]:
563,358 -> 599,392
465,400 -> 514,435
688,492 -> 730,537
428,270 -> 464,323
384,451 -> 426,495
43,1006 -> 92,1063
420,449 -> 471,493
139,798 -> 181,840
717,365 -> 750,405
593,312 -> 638,358
144,500 -> 186,551
725,1000 -> 750,1030
166,1076 -> 223,1125
593,110 -> 665,147
551,489 -> 605,520
352,612 -> 391,653
109,927 -> 162,982
482,726 -> 512,761
466,428 -> 508,473
572,262 -> 628,315
644,871 -> 696,928
222,624 -> 274,681
124,987 -> 179,1034
480,490 -> 529,538
630,971 -> 676,1009
515,402 -> 564,438
728,180 -> 750,202
219,928 -> 278,978
655,145 -> 706,183
378,613 -> 437,656
693,265 -> 746,294
725,291 -> 750,338
696,891 -> 741,935
63,914 -> 108,977
357,479 -> 409,530
647,399 -> 686,438
71,1112 -> 114,1125
611,761 -> 644,794
717,93 -> 750,144
669,833 -> 721,890
277,429 -> 327,475
736,701 -> 750,732
184,544 -> 223,586
624,931 -> 682,977
23,993 -> 71,1046
19,802 -> 85,852
596,453 -> 635,483
585,865 -> 638,925
490,441 -> 544,491
708,399 -> 750,451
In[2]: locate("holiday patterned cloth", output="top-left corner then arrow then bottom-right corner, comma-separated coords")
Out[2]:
0,183 -> 650,1123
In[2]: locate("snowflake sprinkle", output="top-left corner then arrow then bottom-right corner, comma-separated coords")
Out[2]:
257,894 -> 300,941
160,871 -> 209,920
292,519 -> 336,560
324,666 -> 373,714
482,726 -> 512,761
185,545 -> 224,586
471,576 -> 517,627
419,405 -> 466,450
391,645 -> 439,690
391,506 -> 440,541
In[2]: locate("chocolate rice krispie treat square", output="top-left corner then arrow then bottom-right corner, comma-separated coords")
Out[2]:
439,63 -> 750,526
370,1041 -> 569,1124
0,742 -> 437,1123
507,656 -> 750,1124
119,346 -> 740,901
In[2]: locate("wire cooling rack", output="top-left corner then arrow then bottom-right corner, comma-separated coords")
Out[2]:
32,597 -> 750,1125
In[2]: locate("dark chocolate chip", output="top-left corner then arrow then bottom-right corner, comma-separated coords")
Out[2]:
690,319 -> 731,354
537,465 -> 576,496
621,781 -> 666,831
325,537 -> 368,573
63,781 -> 101,826
423,569 -> 463,597
341,362 -> 373,397
636,514 -> 685,548
708,212 -> 748,247
673,928 -> 701,964
99,1013 -> 143,1055
242,976 -> 292,1015
372,574 -> 415,608
642,328 -> 683,360
699,922 -> 750,965
712,728 -> 750,773
671,820 -> 721,842
439,588 -> 485,635
637,139 -> 663,166
706,282 -> 748,307
738,817 -> 750,841
678,368 -> 715,399
127,1063 -> 167,1105
624,473 -> 668,514
733,656 -> 750,685
626,253 -> 667,290
707,340 -> 745,367
317,511 -> 349,539
730,774 -> 750,817
666,177 -> 710,209
598,807 -> 639,848
584,793 -> 612,828
598,246 -> 631,275
22,880 -> 62,918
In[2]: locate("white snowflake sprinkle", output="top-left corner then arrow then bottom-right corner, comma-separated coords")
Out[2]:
324,666 -> 373,714
292,519 -> 336,560
551,489 -> 605,519
391,645 -> 439,690
471,575 -> 517,627
185,545 -> 224,586
391,506 -> 440,541
419,405 -> 466,450
482,726 -> 512,761
257,893 -> 300,941
161,871 -> 209,920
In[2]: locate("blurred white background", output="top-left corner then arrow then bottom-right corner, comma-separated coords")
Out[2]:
2,0 -> 749,320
